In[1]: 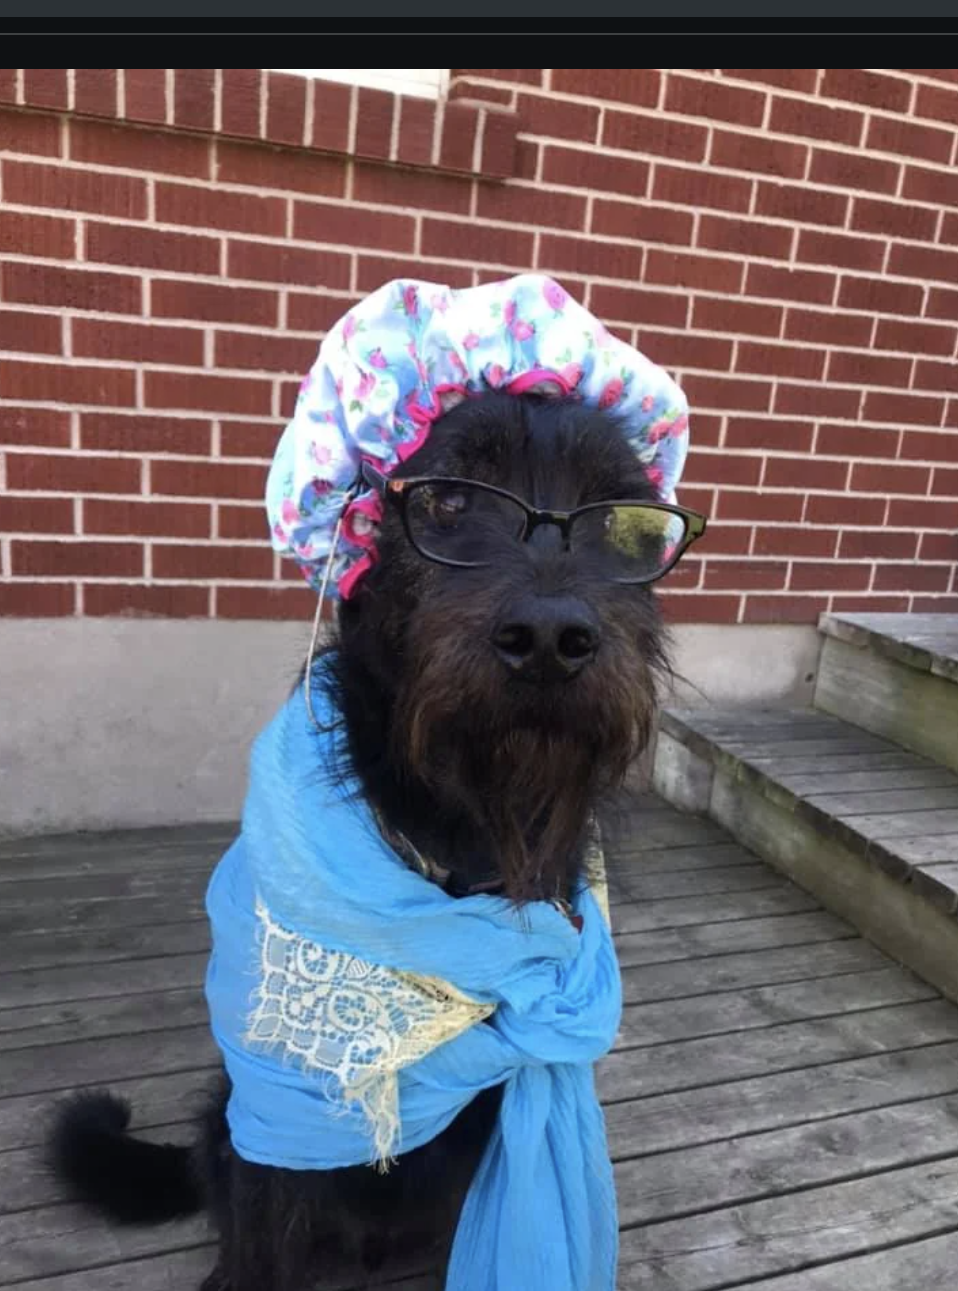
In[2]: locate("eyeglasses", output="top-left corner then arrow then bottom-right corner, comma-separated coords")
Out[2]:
361,462 -> 706,585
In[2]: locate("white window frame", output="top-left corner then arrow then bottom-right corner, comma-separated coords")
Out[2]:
270,69 -> 449,100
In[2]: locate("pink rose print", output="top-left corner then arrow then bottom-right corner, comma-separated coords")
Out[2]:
647,419 -> 670,444
486,363 -> 506,387
504,299 -> 517,327
646,467 -> 664,491
309,442 -> 333,465
511,319 -> 536,341
342,313 -> 358,342
430,292 -> 449,313
298,373 -> 313,397
402,285 -> 419,317
543,280 -> 567,312
281,498 -> 301,526
463,332 -> 481,350
641,394 -> 655,413
598,377 -> 625,409
561,362 -> 584,388
356,372 -> 377,400
669,413 -> 689,438
335,378 -> 345,399
448,351 -> 468,378
369,348 -> 388,369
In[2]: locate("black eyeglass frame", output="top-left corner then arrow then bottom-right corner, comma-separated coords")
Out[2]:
360,460 -> 707,585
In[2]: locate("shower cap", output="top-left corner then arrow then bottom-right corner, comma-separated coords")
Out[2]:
266,274 -> 690,599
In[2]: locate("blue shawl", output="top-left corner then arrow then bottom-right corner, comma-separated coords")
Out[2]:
204,670 -> 622,1290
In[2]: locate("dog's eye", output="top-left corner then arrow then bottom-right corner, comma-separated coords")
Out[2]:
423,488 -> 468,527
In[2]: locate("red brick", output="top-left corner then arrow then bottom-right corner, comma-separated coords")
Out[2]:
518,92 -> 598,143
510,135 -> 536,181
683,374 -> 772,414
768,95 -> 863,146
221,69 -> 262,139
646,250 -> 744,295
653,164 -> 751,213
682,452 -> 761,486
353,86 -> 395,163
0,583 -> 75,616
659,592 -> 741,624
294,200 -> 415,252
784,307 -> 873,347
754,182 -> 849,228
837,277 -> 923,318
851,196 -> 938,242
265,70 -> 306,146
396,95 -> 434,168
2,406 -> 71,447
7,451 -> 139,494
866,115 -> 953,164
875,317 -> 956,358
2,362 -> 135,407
0,68 -> 16,103
4,159 -> 145,220
905,429 -> 958,463
355,255 -> 473,292
217,141 -> 346,196
355,162 -> 472,216
821,69 -> 912,113
591,199 -> 692,246
13,539 -> 142,578
920,532 -> 958,561
723,69 -> 818,93
827,350 -> 912,388
153,543 -> 273,581
278,380 -> 300,420
790,563 -> 871,592
123,69 -> 166,125
915,82 -> 958,124
220,422 -> 283,459
23,68 -> 67,110
928,288 -> 958,321
698,215 -> 793,261
902,164 -> 958,208
217,585 -> 316,620
601,109 -> 706,161
914,362 -> 958,396
774,383 -> 860,419
86,221 -> 220,274
742,594 -> 829,624
798,229 -> 885,273
0,309 -> 62,355
747,263 -> 836,305
909,596 -> 958,611
215,330 -> 317,374
590,283 -> 688,329
72,318 -> 202,366
551,69 -> 659,105
725,417 -> 813,453
806,493 -> 887,525
888,241 -> 958,285
874,564 -> 952,592
0,107 -> 62,156
80,413 -> 212,456
286,291 -> 354,333
538,232 -> 643,280
939,212 -> 958,245
424,218 -> 533,266
541,146 -> 649,196
636,331 -> 733,372
174,68 -> 215,131
831,595 -> 910,613
764,455 -> 848,491
816,423 -> 900,458
144,370 -> 272,416
753,526 -> 837,558
152,279 -> 277,327
304,76 -> 349,152
70,118 -> 211,179
85,584 -> 210,617
449,79 -> 513,107
479,107 -> 517,181
839,530 -> 919,560
696,523 -> 752,556
228,239 -> 350,289
83,498 -> 211,538
694,297 -> 783,338
738,342 -> 826,381
710,129 -> 807,179
156,181 -> 285,236
932,468 -> 958,497
2,262 -> 141,314
74,69 -> 118,118
809,148 -> 900,195
851,461 -> 933,493
665,74 -> 765,126
657,557 -> 702,590
151,459 -> 267,500
219,504 -> 270,540
0,496 -> 74,533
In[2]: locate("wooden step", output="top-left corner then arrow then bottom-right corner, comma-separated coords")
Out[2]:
653,705 -> 958,1003
815,612 -> 958,774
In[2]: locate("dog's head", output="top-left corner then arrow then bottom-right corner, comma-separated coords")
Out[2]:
333,389 -> 686,899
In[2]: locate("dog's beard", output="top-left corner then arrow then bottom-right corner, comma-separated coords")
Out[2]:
392,607 -> 658,902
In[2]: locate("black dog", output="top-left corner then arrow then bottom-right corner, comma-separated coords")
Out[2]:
49,390 -> 675,1290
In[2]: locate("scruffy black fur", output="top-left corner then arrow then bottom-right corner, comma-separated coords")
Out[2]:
48,391 -> 669,1290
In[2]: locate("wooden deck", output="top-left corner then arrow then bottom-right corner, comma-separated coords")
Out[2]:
4,799 -> 958,1289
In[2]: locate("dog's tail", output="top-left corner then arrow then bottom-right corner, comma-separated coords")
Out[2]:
48,1090 -> 203,1223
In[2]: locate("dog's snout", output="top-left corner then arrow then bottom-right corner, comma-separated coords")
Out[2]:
493,596 -> 600,681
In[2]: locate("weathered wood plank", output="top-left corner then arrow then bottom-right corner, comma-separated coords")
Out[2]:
0,1246 -> 217,1291
1,868 -> 210,909
0,845 -> 217,885
778,767 -> 958,796
0,921 -> 210,975
807,786 -> 958,815
735,1230 -> 958,1290
0,895 -> 208,937
614,910 -> 854,968
609,862 -> 781,903
0,953 -> 207,1011
0,824 -> 233,862
604,842 -> 756,874
612,885 -> 820,934
0,987 -> 208,1050
839,808 -> 958,839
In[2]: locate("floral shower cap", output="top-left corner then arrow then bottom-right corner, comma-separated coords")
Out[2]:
266,274 -> 690,599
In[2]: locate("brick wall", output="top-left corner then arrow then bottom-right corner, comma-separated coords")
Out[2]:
1,67 -> 956,627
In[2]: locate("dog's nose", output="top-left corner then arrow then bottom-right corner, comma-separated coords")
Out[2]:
492,596 -> 600,681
